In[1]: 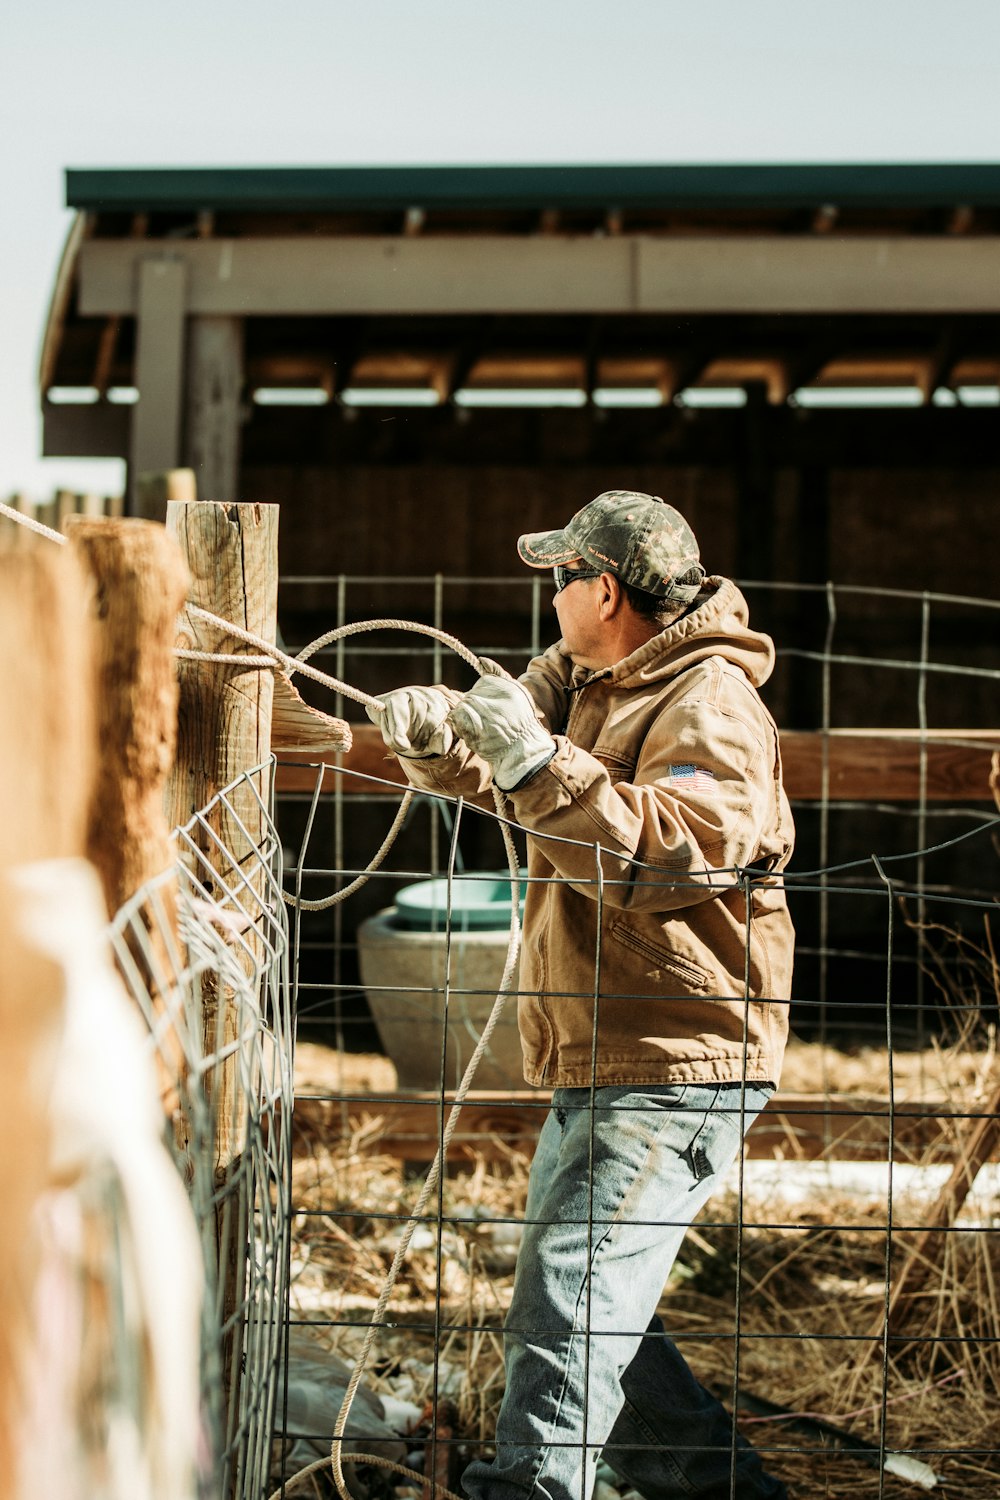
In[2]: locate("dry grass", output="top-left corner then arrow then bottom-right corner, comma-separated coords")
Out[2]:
287,1040 -> 1000,1498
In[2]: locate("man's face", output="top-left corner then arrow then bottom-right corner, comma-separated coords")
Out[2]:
553,560 -> 607,669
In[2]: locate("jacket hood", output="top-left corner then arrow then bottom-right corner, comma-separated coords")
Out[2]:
597,577 -> 775,690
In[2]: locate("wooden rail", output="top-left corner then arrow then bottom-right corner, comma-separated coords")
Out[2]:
276,725 -> 999,802
292,1088 -> 998,1166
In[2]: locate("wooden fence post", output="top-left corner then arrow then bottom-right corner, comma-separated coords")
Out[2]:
166,500 -> 277,850
136,466 -> 198,523
0,540 -> 96,867
64,516 -> 190,916
0,540 -> 95,1500
164,500 -> 278,1471
64,516 -> 191,1111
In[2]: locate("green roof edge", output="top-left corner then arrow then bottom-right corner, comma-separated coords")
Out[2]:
65,163 -> 1000,213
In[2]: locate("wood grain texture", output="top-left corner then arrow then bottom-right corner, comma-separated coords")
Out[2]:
167,500 -> 278,846
166,499 -> 277,1158
66,516 -> 190,1112
184,317 -> 243,506
0,540 -> 96,865
165,501 -> 278,1439
780,728 -> 1000,803
66,516 -> 190,915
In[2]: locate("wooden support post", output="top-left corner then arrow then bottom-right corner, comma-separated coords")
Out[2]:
0,539 -> 95,867
166,498 -> 277,1156
185,316 -> 244,504
64,516 -> 191,1114
136,466 -> 197,522
130,257 -> 187,517
65,516 -> 190,916
0,540 -> 95,1491
166,500 -> 277,844
164,501 -> 278,1460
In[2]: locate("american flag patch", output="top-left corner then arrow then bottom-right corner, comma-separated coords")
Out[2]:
664,763 -> 718,793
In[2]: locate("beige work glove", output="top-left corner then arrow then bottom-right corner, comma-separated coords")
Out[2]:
366,686 -> 455,758
447,676 -> 555,791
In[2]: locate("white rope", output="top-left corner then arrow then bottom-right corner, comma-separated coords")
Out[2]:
285,788 -> 414,911
1,498 -> 518,1500
0,501 -> 67,545
0,503 -> 497,712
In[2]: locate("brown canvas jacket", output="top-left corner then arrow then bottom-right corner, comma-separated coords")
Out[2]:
396,577 -> 795,1088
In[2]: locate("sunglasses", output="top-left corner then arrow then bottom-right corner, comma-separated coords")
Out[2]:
553,564 -> 604,593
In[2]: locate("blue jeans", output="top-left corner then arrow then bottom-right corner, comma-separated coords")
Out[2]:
462,1084 -> 787,1500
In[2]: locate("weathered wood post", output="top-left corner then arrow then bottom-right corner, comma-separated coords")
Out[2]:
0,540 -> 95,867
136,466 -> 198,523
0,539 -> 95,1500
64,516 -> 190,916
166,500 -> 277,861
164,500 -> 278,1473
64,515 -> 191,1108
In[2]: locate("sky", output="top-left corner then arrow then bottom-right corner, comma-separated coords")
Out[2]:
3,0 -> 1000,499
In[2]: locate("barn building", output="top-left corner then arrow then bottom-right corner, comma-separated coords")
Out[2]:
39,163 -> 1000,1042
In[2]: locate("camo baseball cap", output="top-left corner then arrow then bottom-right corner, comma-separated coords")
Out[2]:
517,491 -> 705,603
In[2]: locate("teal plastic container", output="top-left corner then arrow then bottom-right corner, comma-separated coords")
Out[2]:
392,872 -> 527,932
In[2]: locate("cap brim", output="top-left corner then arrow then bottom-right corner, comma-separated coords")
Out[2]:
517,529 -> 581,568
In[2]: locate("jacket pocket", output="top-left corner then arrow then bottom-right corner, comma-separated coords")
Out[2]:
609,919 -> 712,992
592,748 -> 635,783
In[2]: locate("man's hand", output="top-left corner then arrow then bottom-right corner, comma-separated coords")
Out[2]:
448,676 -> 555,791
366,686 -> 454,759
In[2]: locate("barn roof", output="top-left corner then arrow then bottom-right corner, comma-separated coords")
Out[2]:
65,162 -> 1000,215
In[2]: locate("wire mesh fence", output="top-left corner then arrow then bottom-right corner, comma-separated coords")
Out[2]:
110,762 -> 293,1500
271,573 -> 999,1500
278,774 -> 999,1499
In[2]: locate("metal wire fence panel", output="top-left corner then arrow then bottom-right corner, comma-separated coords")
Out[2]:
110,762 -> 294,1500
278,775 -> 1000,1499
271,576 -> 999,1500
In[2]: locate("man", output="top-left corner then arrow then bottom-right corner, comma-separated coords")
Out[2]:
368,492 -> 794,1500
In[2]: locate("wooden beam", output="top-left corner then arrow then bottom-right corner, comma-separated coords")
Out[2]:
80,235 -> 1000,317
332,318 -> 369,397
584,317 -> 604,400
91,315 -> 122,395
663,340 -> 719,400
184,316 -> 244,504
467,353 -> 586,388
292,1089 -> 992,1166
446,315 -> 497,401
130,257 -> 187,511
779,729 -> 999,803
919,320 -> 959,402
275,726 -> 1000,802
37,212 -> 88,395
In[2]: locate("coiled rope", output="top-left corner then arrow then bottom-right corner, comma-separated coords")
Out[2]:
1,499 -> 519,1500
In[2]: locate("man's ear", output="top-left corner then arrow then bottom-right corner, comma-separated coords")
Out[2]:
598,572 -> 622,620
